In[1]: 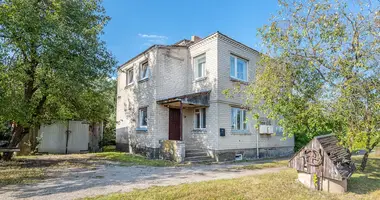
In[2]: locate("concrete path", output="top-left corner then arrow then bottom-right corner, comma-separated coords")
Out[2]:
0,162 -> 286,200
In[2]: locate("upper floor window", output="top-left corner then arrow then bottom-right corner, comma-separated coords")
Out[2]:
194,108 -> 206,129
126,68 -> 134,85
140,61 -> 149,80
194,54 -> 206,79
230,55 -> 247,81
231,107 -> 247,131
139,107 -> 148,129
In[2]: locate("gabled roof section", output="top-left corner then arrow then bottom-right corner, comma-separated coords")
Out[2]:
316,135 -> 356,178
118,31 -> 262,70
288,134 -> 356,180
189,31 -> 261,55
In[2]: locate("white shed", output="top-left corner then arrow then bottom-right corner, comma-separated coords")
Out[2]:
38,121 -> 90,154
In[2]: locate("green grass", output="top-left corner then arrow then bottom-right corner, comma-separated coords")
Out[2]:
236,160 -> 288,170
93,152 -> 175,167
0,165 -> 45,186
86,155 -> 380,200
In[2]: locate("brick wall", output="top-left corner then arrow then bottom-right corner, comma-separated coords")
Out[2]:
116,32 -> 294,157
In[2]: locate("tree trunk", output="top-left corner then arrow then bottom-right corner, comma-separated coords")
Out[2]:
2,125 -> 28,161
360,151 -> 369,171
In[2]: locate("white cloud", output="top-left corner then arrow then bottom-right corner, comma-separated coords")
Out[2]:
138,33 -> 168,39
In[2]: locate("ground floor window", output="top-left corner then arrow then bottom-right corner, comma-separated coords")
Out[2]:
139,107 -> 147,128
231,107 -> 247,131
194,108 -> 206,129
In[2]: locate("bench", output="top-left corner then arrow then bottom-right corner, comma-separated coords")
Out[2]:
0,148 -> 20,160
0,148 -> 20,152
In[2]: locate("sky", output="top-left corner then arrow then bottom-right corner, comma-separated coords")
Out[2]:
101,0 -> 280,66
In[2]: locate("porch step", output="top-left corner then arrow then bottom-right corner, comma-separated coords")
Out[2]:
185,151 -> 208,157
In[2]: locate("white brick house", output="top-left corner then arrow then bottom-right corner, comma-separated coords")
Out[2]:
116,32 -> 294,162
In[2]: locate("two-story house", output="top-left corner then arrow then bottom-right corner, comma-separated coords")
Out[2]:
116,32 -> 294,162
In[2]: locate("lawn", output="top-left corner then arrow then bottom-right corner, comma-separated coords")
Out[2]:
235,159 -> 288,170
87,155 -> 380,200
0,147 -> 175,186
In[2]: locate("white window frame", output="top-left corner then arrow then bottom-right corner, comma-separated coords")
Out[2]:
231,107 -> 248,131
194,54 -> 206,79
138,107 -> 147,129
126,68 -> 134,85
194,108 -> 206,129
230,55 -> 248,82
140,61 -> 149,80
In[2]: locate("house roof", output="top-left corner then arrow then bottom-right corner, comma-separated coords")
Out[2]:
118,31 -> 261,70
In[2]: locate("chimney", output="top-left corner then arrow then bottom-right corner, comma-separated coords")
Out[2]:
191,35 -> 202,42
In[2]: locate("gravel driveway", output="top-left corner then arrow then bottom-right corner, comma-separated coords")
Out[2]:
0,162 -> 286,200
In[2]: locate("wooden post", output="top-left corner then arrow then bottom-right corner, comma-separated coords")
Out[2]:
179,101 -> 183,141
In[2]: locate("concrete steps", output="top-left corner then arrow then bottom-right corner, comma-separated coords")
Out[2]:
184,148 -> 214,163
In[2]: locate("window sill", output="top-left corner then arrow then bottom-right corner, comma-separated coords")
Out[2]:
136,128 -> 148,132
192,129 -> 207,134
138,78 -> 149,83
230,77 -> 248,85
231,130 -> 251,135
193,77 -> 207,83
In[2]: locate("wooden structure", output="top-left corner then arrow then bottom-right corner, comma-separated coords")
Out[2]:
0,148 -> 20,160
288,134 -> 356,193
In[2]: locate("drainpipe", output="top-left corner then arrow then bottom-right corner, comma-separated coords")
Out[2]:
65,120 -> 70,154
256,126 -> 259,159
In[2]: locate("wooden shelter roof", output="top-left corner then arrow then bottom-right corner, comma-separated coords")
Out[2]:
289,134 -> 356,180
316,135 -> 356,178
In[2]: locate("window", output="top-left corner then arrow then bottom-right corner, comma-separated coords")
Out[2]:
139,107 -> 147,128
230,55 -> 247,81
194,108 -> 206,129
140,61 -> 149,80
231,108 -> 247,131
194,55 -> 206,79
126,68 -> 134,85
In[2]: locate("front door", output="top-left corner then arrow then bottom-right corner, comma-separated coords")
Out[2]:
169,108 -> 181,140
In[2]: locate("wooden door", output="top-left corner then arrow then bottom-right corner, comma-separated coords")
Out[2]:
169,108 -> 181,140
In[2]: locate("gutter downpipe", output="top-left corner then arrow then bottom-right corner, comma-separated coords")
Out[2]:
256,127 -> 259,159
65,120 -> 70,154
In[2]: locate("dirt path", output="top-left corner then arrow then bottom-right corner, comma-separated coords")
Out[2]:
0,162 -> 286,200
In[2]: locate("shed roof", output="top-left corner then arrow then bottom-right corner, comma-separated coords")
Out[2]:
316,135 -> 356,178
289,134 -> 356,180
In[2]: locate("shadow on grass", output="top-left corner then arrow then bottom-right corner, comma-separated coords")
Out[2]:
348,157 -> 380,194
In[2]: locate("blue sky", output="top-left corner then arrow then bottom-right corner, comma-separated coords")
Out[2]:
101,0 -> 279,66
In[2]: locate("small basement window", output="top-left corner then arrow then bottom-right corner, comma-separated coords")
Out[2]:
235,154 -> 243,161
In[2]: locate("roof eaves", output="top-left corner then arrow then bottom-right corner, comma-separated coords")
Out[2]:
189,31 -> 261,55
118,45 -> 159,70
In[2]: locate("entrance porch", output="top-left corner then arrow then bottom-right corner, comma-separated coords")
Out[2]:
157,91 -> 214,163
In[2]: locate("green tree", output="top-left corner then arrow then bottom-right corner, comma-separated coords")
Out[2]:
243,0 -> 379,170
0,0 -> 116,160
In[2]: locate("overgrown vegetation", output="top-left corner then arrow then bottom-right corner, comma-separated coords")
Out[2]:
225,0 -> 379,170
0,0 -> 116,160
86,155 -> 380,200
